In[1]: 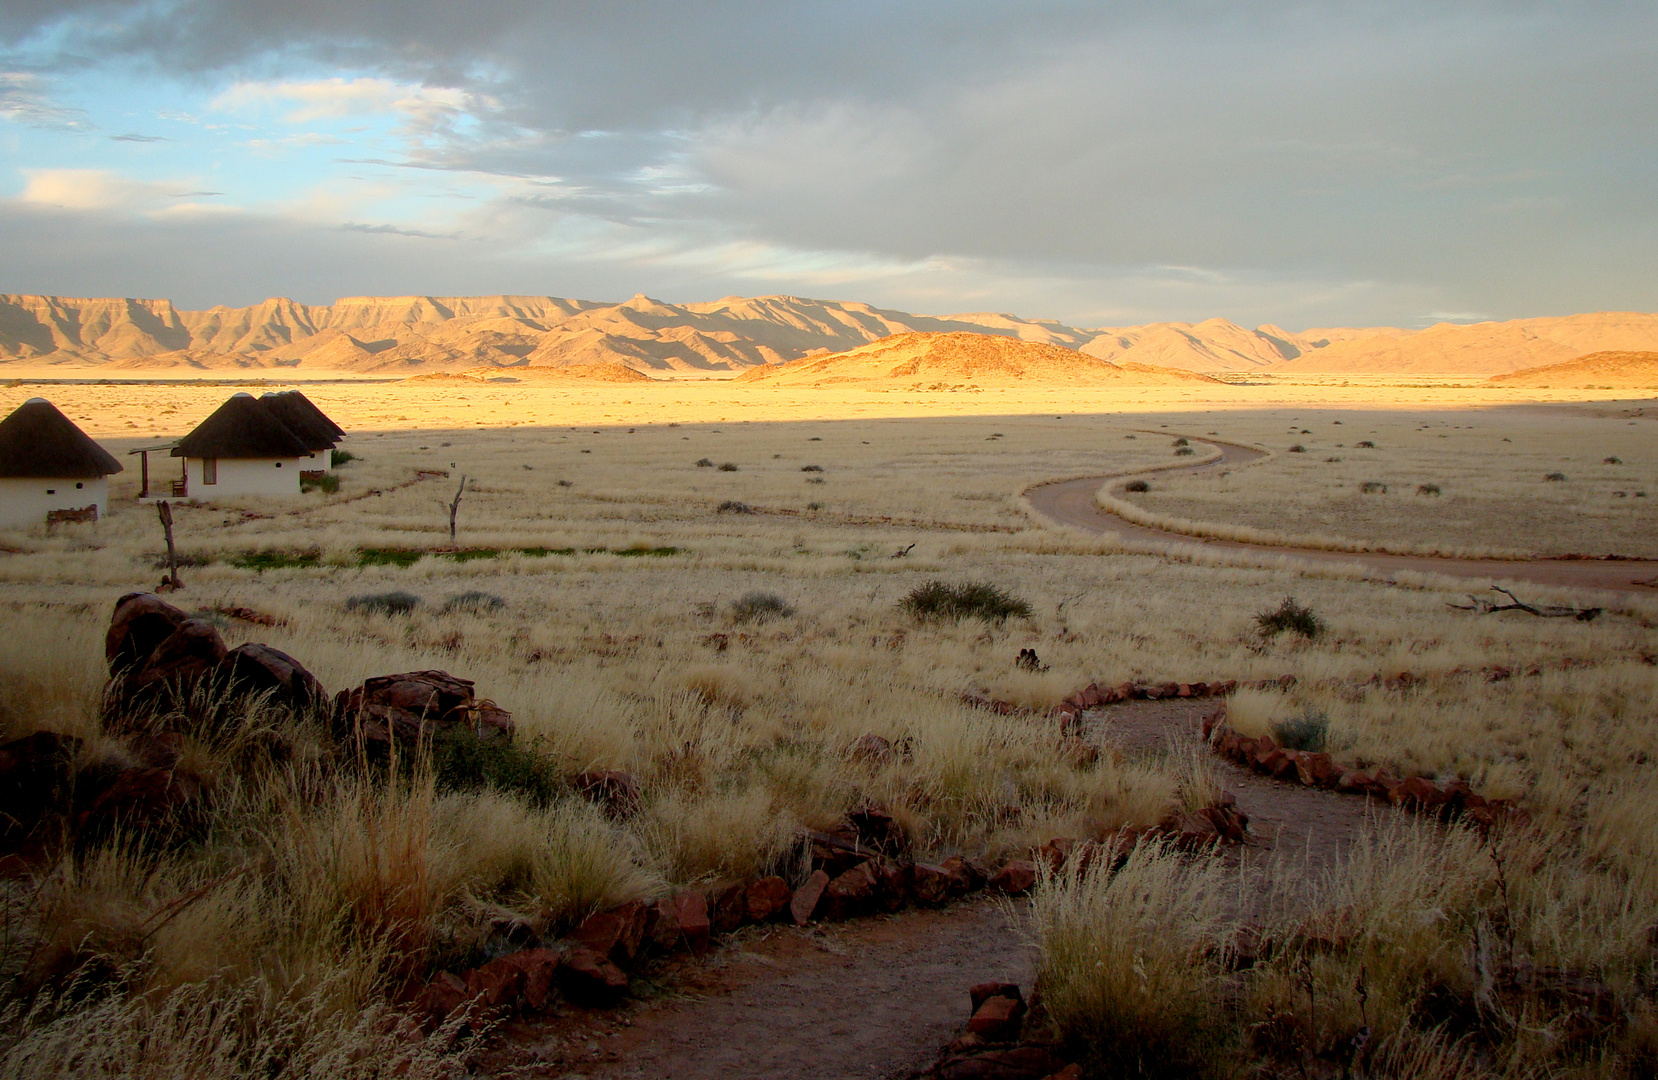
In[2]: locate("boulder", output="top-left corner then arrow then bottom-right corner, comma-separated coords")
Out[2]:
910,862 -> 953,906
967,994 -> 1026,1042
332,670 -> 513,746
988,861 -> 1037,895
874,859 -> 911,911
575,770 -> 641,818
933,1046 -> 1068,1080
412,971 -> 469,1027
821,860 -> 878,920
849,733 -> 894,764
500,948 -> 561,1011
105,593 -> 188,675
746,876 -> 793,922
221,642 -> 327,714
970,982 -> 1023,1012
113,619 -> 229,714
708,880 -> 748,934
465,955 -> 527,1010
1294,751 -> 1344,789
572,900 -> 648,965
939,855 -> 983,894
126,731 -> 184,769
0,731 -> 81,852
1389,775 -> 1450,812
789,869 -> 830,925
556,945 -> 628,1007
848,804 -> 908,856
75,765 -> 209,842
643,896 -> 681,953
673,890 -> 712,955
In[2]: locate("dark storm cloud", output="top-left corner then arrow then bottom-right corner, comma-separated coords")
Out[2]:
3,1 -> 1655,325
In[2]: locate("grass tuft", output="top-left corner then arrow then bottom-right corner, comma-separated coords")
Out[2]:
1254,596 -> 1323,640
344,591 -> 422,616
901,580 -> 1032,623
730,591 -> 794,623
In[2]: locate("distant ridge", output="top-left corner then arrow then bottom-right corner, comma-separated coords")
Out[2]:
2,293 -> 1654,377
1487,351 -> 1658,388
734,331 -> 1221,386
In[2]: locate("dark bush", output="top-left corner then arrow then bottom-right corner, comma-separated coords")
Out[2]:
1356,440 -> 1375,448
1417,484 -> 1441,496
717,462 -> 740,472
429,729 -> 563,805
1360,481 -> 1388,494
806,501 -> 823,510
901,581 -> 1032,623
1124,479 -> 1150,493
1325,457 -> 1342,463
442,590 -> 506,614
300,473 -> 340,494
731,591 -> 794,623
695,458 -> 714,467
717,500 -> 754,514
1172,437 -> 1189,447
1174,447 -> 1195,457
801,464 -> 824,472
1545,472 -> 1568,482
330,449 -> 356,468
1604,456 -> 1623,465
1272,709 -> 1329,752
345,591 -> 421,615
1288,445 -> 1306,453
1255,596 -> 1323,640
557,479 -> 573,487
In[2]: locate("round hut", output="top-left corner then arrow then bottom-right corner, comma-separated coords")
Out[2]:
0,398 -> 123,526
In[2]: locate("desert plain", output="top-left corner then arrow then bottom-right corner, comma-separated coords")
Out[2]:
2,333 -> 1656,1080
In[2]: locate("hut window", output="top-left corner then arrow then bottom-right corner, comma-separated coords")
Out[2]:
274,461 -> 283,468
203,458 -> 218,485
45,488 -> 54,495
75,482 -> 83,489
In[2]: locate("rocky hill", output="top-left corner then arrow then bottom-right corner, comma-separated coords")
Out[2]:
733,331 -> 1221,387
1487,350 -> 1658,388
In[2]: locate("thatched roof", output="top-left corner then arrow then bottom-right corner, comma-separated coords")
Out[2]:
171,393 -> 309,459
0,398 -> 123,479
259,391 -> 341,451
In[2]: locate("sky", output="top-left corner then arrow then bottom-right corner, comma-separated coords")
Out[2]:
1,1 -> 1654,330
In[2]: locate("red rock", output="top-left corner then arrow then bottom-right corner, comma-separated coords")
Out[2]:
745,876 -> 793,922
1176,683 -> 1194,698
1043,1064 -> 1083,1079
1032,837 -> 1074,873
849,803 -> 908,855
1188,681 -> 1209,698
1214,679 -> 1238,695
911,862 -> 954,905
708,880 -> 748,934
114,618 -> 229,713
575,770 -> 640,818
1079,684 -> 1102,708
934,1046 -> 1067,1080
875,859 -> 911,911
1334,770 -> 1371,795
501,947 -> 560,1011
572,899 -> 648,965
822,860 -> 878,919
940,855 -> 984,893
105,593 -> 188,675
75,765 -> 209,840
643,896 -> 679,952
1249,734 -> 1280,765
850,733 -> 893,764
220,642 -> 327,713
673,890 -> 711,954
332,670 -> 496,746
790,869 -> 830,925
967,994 -> 1027,1041
465,955 -> 527,1009
988,860 -> 1037,895
1295,752 -> 1344,788
1390,775 -> 1449,811
412,971 -> 468,1026
0,731 -> 80,850
556,945 -> 628,1007
970,982 -> 1024,1011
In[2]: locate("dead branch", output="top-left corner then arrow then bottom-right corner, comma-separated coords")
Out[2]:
891,543 -> 915,558
1449,586 -> 1601,622
157,500 -> 181,591
447,475 -> 467,545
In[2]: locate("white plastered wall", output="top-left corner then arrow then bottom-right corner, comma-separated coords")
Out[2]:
184,456 -> 302,498
0,476 -> 108,527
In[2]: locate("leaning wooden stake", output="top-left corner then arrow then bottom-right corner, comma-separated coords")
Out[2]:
157,500 -> 181,590
447,475 -> 467,546
1448,585 -> 1600,621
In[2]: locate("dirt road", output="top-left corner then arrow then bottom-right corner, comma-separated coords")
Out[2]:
1025,437 -> 1658,594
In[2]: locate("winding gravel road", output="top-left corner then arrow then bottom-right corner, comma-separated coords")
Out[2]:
1025,437 -> 1658,594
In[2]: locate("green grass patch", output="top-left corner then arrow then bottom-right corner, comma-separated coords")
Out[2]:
230,550 -> 321,571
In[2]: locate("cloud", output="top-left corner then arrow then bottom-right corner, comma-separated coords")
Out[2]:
0,71 -> 88,129
212,76 -> 496,137
16,169 -> 223,211
109,132 -> 168,141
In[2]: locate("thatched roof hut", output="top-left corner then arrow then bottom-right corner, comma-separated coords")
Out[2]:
0,398 -> 122,478
171,393 -> 309,459
259,391 -> 342,452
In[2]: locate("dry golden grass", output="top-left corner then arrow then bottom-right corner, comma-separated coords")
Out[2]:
0,373 -> 1652,1076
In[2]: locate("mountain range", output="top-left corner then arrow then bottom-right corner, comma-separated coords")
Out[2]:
2,292 -> 1656,377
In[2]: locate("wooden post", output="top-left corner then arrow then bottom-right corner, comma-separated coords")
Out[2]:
138,450 -> 150,499
157,500 -> 181,590
447,475 -> 466,546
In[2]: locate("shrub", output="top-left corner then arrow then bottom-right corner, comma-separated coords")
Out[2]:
694,458 -> 714,467
329,449 -> 356,468
806,501 -> 823,510
1172,437 -> 1189,447
1287,444 -> 1305,453
717,462 -> 739,472
1604,456 -> 1623,465
801,464 -> 824,472
730,591 -> 794,623
1270,708 -> 1329,751
1124,479 -> 1150,493
441,590 -> 506,614
344,591 -> 421,616
1545,472 -> 1568,482
300,473 -> 340,494
429,728 -> 563,805
716,500 -> 754,514
1356,440 -> 1375,448
1324,457 -> 1342,463
1254,596 -> 1323,640
1417,483 -> 1441,496
557,479 -> 572,487
1360,481 -> 1387,494
901,581 -> 1032,623
1174,447 -> 1195,457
